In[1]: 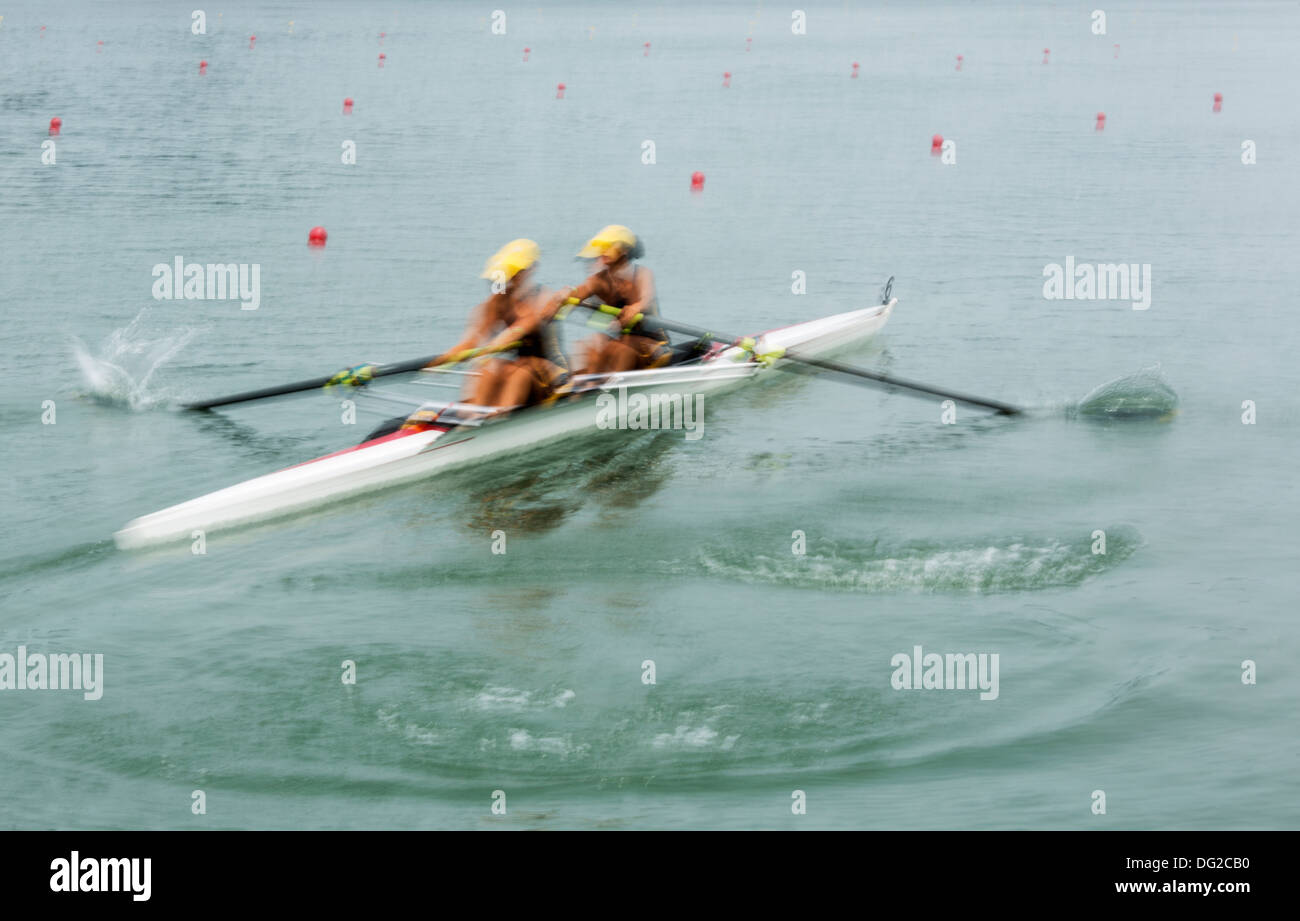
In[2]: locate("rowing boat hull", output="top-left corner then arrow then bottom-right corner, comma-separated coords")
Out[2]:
114,300 -> 895,549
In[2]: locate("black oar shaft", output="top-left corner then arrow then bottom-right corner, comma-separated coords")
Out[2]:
778,353 -> 1022,415
572,301 -> 1021,416
183,354 -> 439,411
183,339 -> 524,412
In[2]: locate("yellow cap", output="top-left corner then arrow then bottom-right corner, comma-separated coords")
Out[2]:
481,238 -> 540,280
576,225 -> 639,259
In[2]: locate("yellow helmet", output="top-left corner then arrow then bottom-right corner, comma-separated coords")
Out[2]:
576,225 -> 642,259
481,238 -> 540,280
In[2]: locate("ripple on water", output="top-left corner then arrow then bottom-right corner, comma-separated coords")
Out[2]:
691,527 -> 1141,594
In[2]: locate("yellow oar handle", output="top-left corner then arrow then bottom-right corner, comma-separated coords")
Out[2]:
426,340 -> 523,370
564,298 -> 782,365
564,298 -> 644,333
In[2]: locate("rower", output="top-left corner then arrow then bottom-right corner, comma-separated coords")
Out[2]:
564,225 -> 671,374
428,238 -> 569,409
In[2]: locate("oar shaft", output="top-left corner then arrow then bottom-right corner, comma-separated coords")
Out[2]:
183,354 -> 440,411
566,299 -> 1021,416
780,354 -> 1022,415
183,336 -> 528,411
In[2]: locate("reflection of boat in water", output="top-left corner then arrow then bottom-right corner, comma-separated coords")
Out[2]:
114,301 -> 895,549
457,431 -> 682,537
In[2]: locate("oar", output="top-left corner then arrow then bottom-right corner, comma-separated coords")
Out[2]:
183,342 -> 519,411
565,299 -> 1021,416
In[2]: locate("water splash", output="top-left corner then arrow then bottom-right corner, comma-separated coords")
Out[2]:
1074,365 -> 1179,419
72,310 -> 196,410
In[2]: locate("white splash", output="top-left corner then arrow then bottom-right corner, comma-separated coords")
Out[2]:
72,309 -> 196,411
1076,364 -> 1179,418
472,686 -> 533,711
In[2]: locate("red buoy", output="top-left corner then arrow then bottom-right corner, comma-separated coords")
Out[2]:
49,117 -> 62,136
523,46 -> 530,62
690,171 -> 705,192
956,54 -> 963,71
1113,43 -> 1120,59
378,52 -> 386,68
745,37 -> 752,52
722,71 -> 731,88
343,97 -> 354,114
1095,112 -> 1106,131
198,60 -> 208,75
97,40 -> 104,53
1213,92 -> 1223,112
556,82 -> 565,99
249,35 -> 256,49
1042,47 -> 1050,64
308,226 -> 328,248
931,133 -> 943,155
644,42 -> 651,57
851,61 -> 860,78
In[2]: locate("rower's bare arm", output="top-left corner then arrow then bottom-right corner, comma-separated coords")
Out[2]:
567,278 -> 596,304
571,277 -> 624,331
428,301 -> 496,367
618,268 -> 656,326
544,288 -> 573,316
483,300 -> 543,353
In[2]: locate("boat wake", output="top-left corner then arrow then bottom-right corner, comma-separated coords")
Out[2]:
72,309 -> 197,411
1073,365 -> 1179,420
694,527 -> 1141,594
